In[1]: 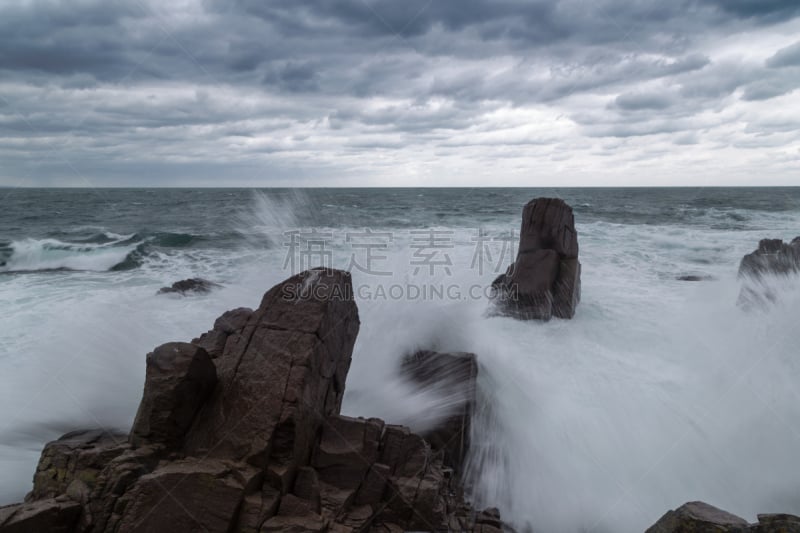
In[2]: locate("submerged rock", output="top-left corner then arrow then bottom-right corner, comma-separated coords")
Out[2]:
491,198 -> 581,320
4,268 -> 510,533
156,277 -> 221,295
677,274 -> 714,282
646,501 -> 800,532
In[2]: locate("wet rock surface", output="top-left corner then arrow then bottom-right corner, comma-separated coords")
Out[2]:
646,501 -> 800,533
3,268 -> 510,533
157,277 -> 221,295
0,498 -> 82,533
677,274 -> 715,282
491,198 -> 581,320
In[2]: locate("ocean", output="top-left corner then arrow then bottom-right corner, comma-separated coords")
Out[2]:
1,187 -> 799,532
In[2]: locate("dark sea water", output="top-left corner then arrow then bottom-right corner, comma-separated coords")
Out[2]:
1,187 -> 799,532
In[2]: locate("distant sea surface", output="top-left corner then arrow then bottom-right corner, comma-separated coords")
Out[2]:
2,187 -> 800,532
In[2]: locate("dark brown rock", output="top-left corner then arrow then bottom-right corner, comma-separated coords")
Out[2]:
4,268 -> 513,533
0,499 -> 81,533
130,342 -> 217,449
492,198 -> 581,320
80,444 -> 165,532
647,502 -> 800,533
113,460 -> 259,533
157,277 -> 221,295
234,487 -> 280,533
312,415 -> 382,490
183,269 -> 360,466
30,429 -> 128,501
677,274 -> 714,282
191,307 -> 253,359
293,467 -> 321,510
518,198 -> 579,258
645,501 -> 749,532
260,514 -> 326,532
751,513 -> 800,532
353,463 -> 390,506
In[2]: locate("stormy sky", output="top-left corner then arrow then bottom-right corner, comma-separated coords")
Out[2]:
1,0 -> 799,186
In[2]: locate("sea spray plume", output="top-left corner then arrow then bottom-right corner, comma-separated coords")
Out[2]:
235,189 -> 308,249
737,236 -> 800,308
455,271 -> 800,532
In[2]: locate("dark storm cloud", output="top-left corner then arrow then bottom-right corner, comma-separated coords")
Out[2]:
0,0 -> 799,185
702,0 -> 800,21
0,1 -> 142,78
263,62 -> 320,92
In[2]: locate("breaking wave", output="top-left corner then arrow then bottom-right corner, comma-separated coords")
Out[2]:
0,234 -> 141,273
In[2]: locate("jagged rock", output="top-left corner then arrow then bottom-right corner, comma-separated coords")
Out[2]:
112,460 -> 260,533
646,501 -> 749,532
312,415 -> 383,490
0,498 -> 81,533
191,307 -> 253,358
130,342 -> 216,449
182,268 -> 360,465
750,513 -> 800,532
4,269 -> 512,533
647,502 -> 800,532
491,198 -> 581,320
738,237 -> 800,307
402,350 -> 477,475
157,277 -> 221,295
260,514 -> 327,532
29,429 -> 128,501
81,444 -> 164,532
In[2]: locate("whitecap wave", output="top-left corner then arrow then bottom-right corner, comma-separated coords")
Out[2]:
0,234 -> 140,273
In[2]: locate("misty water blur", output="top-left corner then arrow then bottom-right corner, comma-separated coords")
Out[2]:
0,188 -> 799,532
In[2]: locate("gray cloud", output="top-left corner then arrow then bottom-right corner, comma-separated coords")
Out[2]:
0,0 -> 799,185
703,0 -> 800,21
614,92 -> 676,111
766,41 -> 800,68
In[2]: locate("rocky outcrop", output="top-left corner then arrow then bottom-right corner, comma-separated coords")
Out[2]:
3,268 -> 510,533
129,342 -> 217,448
157,277 -> 221,295
737,237 -> 800,307
0,498 -> 82,533
491,198 -> 581,320
646,501 -> 800,533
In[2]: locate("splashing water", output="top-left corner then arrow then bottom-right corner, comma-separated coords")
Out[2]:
0,188 -> 799,533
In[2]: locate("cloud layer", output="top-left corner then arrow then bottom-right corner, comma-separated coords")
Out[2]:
1,0 -> 799,186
